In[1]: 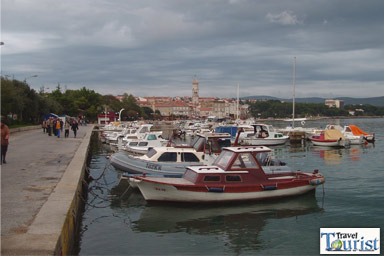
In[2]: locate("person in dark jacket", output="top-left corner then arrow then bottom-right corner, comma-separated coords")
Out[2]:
71,120 -> 79,138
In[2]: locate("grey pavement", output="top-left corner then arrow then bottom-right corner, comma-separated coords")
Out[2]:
1,125 -> 94,255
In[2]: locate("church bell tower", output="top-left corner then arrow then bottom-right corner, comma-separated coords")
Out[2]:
192,75 -> 199,115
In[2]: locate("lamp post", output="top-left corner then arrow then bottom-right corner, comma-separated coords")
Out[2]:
118,108 -> 125,122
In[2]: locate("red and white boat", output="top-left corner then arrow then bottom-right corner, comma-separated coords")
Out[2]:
130,146 -> 325,203
311,129 -> 350,147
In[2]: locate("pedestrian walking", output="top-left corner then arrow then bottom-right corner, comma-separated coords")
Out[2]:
53,118 -> 57,136
60,119 -> 64,132
71,120 -> 79,138
47,117 -> 53,136
64,120 -> 70,138
42,119 -> 47,133
1,119 -> 11,164
56,118 -> 61,138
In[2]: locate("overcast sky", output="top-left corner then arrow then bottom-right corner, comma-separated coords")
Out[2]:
1,0 -> 384,99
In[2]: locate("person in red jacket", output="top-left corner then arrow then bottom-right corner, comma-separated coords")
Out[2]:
1,119 -> 11,164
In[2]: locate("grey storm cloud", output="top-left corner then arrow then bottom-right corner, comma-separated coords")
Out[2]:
1,0 -> 384,98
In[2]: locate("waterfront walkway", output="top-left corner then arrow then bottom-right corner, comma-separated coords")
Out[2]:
1,125 -> 94,255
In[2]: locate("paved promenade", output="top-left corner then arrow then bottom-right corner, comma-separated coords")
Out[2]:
1,125 -> 94,255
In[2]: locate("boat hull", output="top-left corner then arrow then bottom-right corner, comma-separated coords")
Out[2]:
240,137 -> 289,146
134,180 -> 318,203
311,138 -> 350,147
311,139 -> 340,147
110,152 -> 202,176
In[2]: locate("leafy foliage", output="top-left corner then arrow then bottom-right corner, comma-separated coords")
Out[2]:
247,100 -> 357,118
0,78 -> 153,125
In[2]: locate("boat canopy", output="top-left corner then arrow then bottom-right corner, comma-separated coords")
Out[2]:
349,125 -> 371,136
324,129 -> 345,140
215,126 -> 238,137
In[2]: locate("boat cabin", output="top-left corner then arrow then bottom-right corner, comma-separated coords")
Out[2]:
141,147 -> 204,163
183,146 -> 283,186
247,124 -> 286,139
187,133 -> 232,153
126,132 -> 166,148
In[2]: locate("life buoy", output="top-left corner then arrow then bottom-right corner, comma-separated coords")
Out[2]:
309,177 -> 325,185
301,120 -> 306,126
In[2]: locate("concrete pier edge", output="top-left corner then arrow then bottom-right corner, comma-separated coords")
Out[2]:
3,125 -> 94,255
53,125 -> 93,255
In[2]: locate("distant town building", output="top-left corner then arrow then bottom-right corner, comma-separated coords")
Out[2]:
97,111 -> 118,124
130,77 -> 244,119
325,99 -> 344,108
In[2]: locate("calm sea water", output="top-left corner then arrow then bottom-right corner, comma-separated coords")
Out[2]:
77,118 -> 383,255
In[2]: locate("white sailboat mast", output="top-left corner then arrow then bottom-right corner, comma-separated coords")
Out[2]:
236,83 -> 240,120
292,57 -> 296,129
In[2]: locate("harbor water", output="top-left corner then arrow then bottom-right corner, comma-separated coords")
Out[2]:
77,118 -> 383,255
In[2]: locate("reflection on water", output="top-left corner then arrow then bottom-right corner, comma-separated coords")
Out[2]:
131,193 -> 321,252
309,144 -> 374,165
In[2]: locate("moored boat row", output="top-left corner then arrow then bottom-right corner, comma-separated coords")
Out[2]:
100,120 -> 375,204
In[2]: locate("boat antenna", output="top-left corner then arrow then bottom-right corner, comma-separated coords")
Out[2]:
236,83 -> 240,121
292,57 -> 296,129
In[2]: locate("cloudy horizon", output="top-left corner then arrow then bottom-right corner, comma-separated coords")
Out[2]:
1,0 -> 384,99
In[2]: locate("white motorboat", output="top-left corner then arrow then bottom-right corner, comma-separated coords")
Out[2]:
239,124 -> 289,146
110,133 -> 232,176
122,132 -> 168,155
345,125 -> 375,143
326,125 -> 364,145
120,124 -> 157,144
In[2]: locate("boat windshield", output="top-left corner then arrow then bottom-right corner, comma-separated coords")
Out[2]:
192,137 -> 205,151
139,126 -> 150,133
147,134 -> 157,140
184,169 -> 198,182
190,136 -> 200,147
256,152 -> 270,166
145,148 -> 157,158
232,153 -> 258,169
213,150 -> 234,169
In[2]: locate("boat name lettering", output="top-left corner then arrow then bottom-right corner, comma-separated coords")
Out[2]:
155,187 -> 166,192
146,163 -> 162,170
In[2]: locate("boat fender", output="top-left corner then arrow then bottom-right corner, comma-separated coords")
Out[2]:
309,177 -> 325,185
262,184 -> 277,191
207,187 -> 225,192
